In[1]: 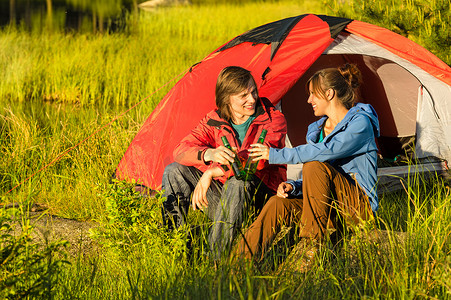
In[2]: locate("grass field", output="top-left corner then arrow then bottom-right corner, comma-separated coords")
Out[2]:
1,1 -> 451,299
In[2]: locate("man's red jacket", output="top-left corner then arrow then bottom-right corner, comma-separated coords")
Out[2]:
173,98 -> 287,193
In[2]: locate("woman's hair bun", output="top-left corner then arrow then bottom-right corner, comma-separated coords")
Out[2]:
338,63 -> 362,89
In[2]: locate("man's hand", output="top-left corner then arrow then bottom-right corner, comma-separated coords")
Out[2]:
248,143 -> 270,161
192,167 -> 224,211
277,182 -> 293,198
204,146 -> 236,165
192,172 -> 212,211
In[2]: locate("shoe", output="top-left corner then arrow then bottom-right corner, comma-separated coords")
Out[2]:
296,241 -> 319,273
277,239 -> 319,274
161,200 -> 186,231
134,185 -> 158,198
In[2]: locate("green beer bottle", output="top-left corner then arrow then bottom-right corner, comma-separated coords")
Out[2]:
221,136 -> 244,179
244,129 -> 268,176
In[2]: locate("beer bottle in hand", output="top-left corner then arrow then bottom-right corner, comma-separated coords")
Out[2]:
244,129 -> 268,176
221,136 -> 244,179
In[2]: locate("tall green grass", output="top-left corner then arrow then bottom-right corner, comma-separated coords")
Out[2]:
0,102 -> 138,218
32,174 -> 449,298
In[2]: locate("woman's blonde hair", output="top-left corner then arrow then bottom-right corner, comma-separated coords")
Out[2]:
307,64 -> 362,109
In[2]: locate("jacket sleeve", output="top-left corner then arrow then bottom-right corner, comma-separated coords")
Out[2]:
173,115 -> 216,168
286,179 -> 302,197
269,114 -> 374,165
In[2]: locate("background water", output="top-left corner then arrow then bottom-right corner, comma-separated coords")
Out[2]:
0,0 -> 138,33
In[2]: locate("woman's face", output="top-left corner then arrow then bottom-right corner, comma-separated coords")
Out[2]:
229,80 -> 258,124
307,81 -> 330,117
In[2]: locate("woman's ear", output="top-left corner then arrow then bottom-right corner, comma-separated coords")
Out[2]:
326,88 -> 335,101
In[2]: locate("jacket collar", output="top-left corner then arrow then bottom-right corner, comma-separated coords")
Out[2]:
307,103 -> 380,143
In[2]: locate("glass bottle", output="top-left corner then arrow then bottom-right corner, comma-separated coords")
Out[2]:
221,136 -> 244,179
244,129 -> 268,176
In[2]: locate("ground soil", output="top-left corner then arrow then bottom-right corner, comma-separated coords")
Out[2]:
6,204 -> 99,257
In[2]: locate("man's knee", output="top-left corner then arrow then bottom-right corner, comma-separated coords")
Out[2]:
163,162 -> 186,178
162,162 -> 198,187
224,176 -> 250,188
221,177 -> 252,198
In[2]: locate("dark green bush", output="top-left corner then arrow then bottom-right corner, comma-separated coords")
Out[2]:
0,207 -> 69,299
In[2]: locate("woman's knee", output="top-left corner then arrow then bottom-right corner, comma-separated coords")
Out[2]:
302,161 -> 331,179
259,195 -> 294,219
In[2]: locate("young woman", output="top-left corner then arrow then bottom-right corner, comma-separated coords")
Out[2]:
236,64 -> 380,262
161,66 -> 287,259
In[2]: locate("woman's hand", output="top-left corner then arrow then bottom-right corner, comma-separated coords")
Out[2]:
204,146 -> 235,165
277,182 -> 293,198
248,143 -> 270,161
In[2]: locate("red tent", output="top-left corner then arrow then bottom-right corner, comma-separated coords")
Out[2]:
116,14 -> 451,190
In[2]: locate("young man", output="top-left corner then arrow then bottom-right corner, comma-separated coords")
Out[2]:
161,66 -> 287,258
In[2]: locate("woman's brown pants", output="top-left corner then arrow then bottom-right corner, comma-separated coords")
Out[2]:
235,161 -> 373,260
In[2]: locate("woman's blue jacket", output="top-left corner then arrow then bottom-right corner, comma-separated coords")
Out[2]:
269,103 -> 380,212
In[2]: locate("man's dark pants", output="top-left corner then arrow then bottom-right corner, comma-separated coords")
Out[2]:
161,162 -> 272,259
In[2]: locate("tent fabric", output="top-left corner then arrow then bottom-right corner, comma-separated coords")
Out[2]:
316,15 -> 353,38
322,33 -> 451,161
346,21 -> 451,86
219,14 -> 352,60
218,15 -> 305,60
116,14 -> 451,190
